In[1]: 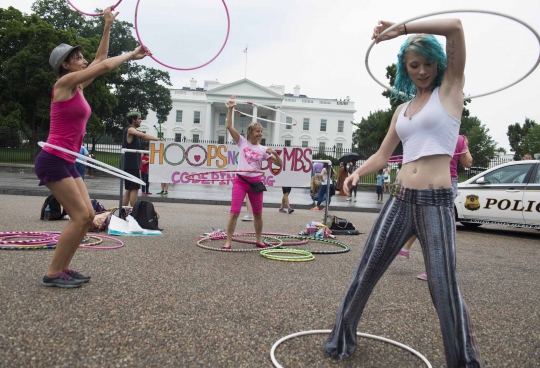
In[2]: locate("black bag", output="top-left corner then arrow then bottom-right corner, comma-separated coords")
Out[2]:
132,200 -> 160,230
326,214 -> 355,231
330,229 -> 361,235
237,175 -> 267,193
40,194 -> 66,220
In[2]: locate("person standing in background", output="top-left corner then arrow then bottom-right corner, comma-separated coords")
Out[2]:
75,145 -> 89,181
141,153 -> 151,194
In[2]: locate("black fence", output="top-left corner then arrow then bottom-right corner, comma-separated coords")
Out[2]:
0,131 -> 514,184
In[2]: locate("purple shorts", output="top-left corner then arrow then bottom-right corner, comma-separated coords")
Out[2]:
35,150 -> 81,186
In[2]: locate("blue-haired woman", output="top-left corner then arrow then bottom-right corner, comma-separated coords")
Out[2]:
323,19 -> 483,367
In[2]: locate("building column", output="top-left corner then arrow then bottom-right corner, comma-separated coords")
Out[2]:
227,110 -> 234,143
252,105 -> 258,123
272,106 -> 281,145
205,102 -> 213,141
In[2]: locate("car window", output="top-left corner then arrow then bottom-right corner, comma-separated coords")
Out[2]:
533,166 -> 540,184
483,164 -> 533,184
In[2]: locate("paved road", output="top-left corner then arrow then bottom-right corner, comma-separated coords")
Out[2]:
0,194 -> 539,367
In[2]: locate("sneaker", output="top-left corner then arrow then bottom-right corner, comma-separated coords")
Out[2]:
146,192 -> 152,195
354,198 -> 357,202
288,208 -> 294,214
310,206 -> 320,211
157,191 -> 163,195
346,198 -> 351,201
398,249 -> 409,259
162,191 -> 168,196
41,272 -> 83,288
241,215 -> 254,221
255,242 -> 269,249
65,269 -> 91,283
417,273 -> 428,281
279,208 -> 287,213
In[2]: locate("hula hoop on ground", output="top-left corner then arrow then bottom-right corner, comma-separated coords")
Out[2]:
365,9 -> 540,100
233,236 -> 308,246
273,236 -> 350,254
0,243 -> 57,250
260,249 -> 314,262
78,234 -> 124,250
225,100 -> 298,126
66,0 -> 122,16
134,0 -> 230,70
197,234 -> 282,252
270,330 -> 432,368
185,170 -> 265,182
39,142 -> 145,186
0,231 -> 59,245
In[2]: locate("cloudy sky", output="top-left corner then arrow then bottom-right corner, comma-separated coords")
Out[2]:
2,0 -> 539,151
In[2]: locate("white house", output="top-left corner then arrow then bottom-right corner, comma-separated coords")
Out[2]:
142,78 -> 356,153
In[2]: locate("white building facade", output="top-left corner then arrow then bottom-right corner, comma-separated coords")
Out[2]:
142,78 -> 356,152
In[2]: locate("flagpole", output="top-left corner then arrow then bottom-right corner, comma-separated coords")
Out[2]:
244,44 -> 248,79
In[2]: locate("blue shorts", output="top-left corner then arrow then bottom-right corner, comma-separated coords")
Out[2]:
35,150 -> 81,186
376,186 -> 383,195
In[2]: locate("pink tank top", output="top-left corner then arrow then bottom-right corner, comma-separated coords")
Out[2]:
43,86 -> 91,163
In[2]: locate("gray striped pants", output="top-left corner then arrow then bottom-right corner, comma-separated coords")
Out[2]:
323,185 -> 483,367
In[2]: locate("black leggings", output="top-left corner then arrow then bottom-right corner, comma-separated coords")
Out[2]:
324,184 -> 483,367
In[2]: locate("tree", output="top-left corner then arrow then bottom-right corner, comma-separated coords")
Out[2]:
507,117 -> 537,160
521,124 -> 540,157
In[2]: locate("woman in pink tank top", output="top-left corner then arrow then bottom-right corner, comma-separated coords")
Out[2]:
35,7 -> 152,289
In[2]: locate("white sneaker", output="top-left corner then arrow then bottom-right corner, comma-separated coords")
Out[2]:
346,198 -> 351,201
354,198 -> 357,202
241,215 -> 254,221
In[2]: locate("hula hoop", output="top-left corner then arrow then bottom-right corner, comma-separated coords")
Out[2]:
77,236 -> 103,247
232,232 -> 308,246
0,231 -> 59,245
260,249 -> 315,262
78,234 -> 124,250
134,0 -> 230,70
0,243 -> 57,250
66,0 -> 122,17
39,142 -> 145,186
270,330 -> 432,368
273,236 -> 350,255
365,9 -> 540,100
197,234 -> 282,252
226,100 -> 298,126
185,169 -> 265,182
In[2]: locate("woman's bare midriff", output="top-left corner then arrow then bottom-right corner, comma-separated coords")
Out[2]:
394,154 -> 452,190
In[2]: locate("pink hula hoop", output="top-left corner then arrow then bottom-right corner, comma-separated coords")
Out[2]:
78,234 -> 125,250
66,0 -> 122,17
134,0 -> 231,70
185,169 -> 265,182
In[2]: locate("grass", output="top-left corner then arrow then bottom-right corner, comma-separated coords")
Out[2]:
0,148 -> 121,167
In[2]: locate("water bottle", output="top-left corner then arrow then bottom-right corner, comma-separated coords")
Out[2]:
44,204 -> 51,221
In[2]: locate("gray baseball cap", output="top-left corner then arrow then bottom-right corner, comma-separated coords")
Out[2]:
49,43 -> 82,75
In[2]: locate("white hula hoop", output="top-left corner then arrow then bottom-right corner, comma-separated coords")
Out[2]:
365,9 -> 540,100
270,329 -> 432,368
39,142 -> 146,186
224,100 -> 298,126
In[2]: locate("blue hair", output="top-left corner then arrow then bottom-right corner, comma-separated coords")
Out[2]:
392,34 -> 447,102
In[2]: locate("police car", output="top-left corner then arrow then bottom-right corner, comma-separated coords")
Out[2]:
454,160 -> 540,230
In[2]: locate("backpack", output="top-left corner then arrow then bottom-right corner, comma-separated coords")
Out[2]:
40,194 -> 66,220
132,200 -> 160,230
91,199 -> 106,213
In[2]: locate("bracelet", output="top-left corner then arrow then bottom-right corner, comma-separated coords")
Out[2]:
403,23 -> 408,35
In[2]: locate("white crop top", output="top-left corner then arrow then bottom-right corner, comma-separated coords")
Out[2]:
395,87 -> 460,164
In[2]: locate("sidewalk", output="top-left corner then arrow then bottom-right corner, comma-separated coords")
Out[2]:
0,167 -> 388,213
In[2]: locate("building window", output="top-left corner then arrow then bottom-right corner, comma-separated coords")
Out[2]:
261,138 -> 266,145
303,118 -> 310,131
193,134 -> 199,143
338,120 -> 344,133
240,115 -> 247,131
175,133 -> 182,142
337,143 -> 343,157
176,110 -> 183,122
320,119 -> 327,132
284,140 -> 291,147
302,141 -> 308,147
218,136 -> 225,144
286,117 -> 292,129
318,142 -> 325,154
194,111 -> 200,124
260,116 -> 268,129
219,113 -> 226,126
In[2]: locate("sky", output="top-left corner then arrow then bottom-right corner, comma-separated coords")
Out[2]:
2,0 -> 540,152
